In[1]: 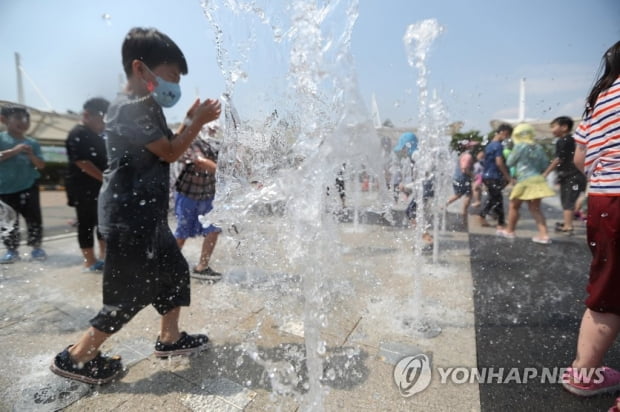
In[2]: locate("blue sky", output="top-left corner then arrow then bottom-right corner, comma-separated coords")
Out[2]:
1,0 -> 618,133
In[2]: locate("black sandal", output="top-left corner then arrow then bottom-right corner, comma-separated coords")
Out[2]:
554,225 -> 574,234
50,346 -> 123,385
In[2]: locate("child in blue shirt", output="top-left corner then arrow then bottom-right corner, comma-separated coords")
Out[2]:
0,105 -> 47,263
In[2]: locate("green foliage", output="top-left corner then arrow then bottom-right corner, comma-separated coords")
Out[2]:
450,130 -> 485,153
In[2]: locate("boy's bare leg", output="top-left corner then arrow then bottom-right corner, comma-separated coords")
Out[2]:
471,185 -> 481,207
81,248 -> 98,267
446,193 -> 460,207
68,327 -> 112,363
98,238 -> 106,261
461,195 -> 472,223
195,232 -> 219,272
159,307 -> 182,344
562,209 -> 575,230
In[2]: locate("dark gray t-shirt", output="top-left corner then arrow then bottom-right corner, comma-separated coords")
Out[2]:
555,134 -> 581,178
98,94 -> 173,235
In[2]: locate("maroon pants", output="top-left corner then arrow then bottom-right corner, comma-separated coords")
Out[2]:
585,196 -> 620,315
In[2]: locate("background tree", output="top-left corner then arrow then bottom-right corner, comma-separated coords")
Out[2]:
450,130 -> 485,153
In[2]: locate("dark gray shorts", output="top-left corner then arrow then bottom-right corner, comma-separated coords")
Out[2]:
559,172 -> 586,211
90,223 -> 190,334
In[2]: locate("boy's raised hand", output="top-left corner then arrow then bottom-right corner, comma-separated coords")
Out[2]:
189,98 -> 221,128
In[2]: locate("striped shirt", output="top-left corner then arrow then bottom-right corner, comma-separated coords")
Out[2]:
573,76 -> 620,196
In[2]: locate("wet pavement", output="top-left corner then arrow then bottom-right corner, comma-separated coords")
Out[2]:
0,190 -> 617,411
469,200 -> 620,412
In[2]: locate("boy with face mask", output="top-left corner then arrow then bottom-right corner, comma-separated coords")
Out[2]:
50,27 -> 221,384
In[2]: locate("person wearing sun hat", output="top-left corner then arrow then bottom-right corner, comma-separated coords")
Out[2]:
392,131 -> 434,250
393,131 -> 418,157
390,132 -> 419,201
497,122 -> 555,244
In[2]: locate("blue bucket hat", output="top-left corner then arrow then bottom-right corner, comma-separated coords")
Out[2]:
394,132 -> 418,156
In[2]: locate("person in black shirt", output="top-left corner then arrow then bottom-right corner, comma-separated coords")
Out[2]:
65,98 -> 109,272
543,116 -> 586,233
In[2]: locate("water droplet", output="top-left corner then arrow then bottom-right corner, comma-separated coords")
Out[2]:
590,242 -> 597,247
572,184 -> 579,191
317,340 -> 326,355
102,13 -> 112,26
346,347 -> 359,358
601,212 -> 608,218
139,199 -> 146,206
325,368 -> 336,380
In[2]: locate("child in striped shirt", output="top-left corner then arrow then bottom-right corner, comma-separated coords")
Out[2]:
562,41 -> 620,409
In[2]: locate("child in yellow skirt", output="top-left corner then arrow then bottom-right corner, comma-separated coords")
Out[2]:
496,123 -> 555,244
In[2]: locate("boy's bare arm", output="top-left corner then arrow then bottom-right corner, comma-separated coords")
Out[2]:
23,145 -> 45,170
75,160 -> 104,181
0,143 -> 29,161
496,156 -> 512,182
146,98 -> 221,163
543,158 -> 559,177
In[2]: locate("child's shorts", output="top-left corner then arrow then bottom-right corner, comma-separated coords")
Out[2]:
452,176 -> 472,196
90,223 -> 191,334
559,172 -> 586,211
174,193 -> 222,239
584,196 -> 620,316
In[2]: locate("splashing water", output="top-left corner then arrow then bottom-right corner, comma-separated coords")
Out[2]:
0,200 -> 17,238
400,19 -> 452,338
201,1 -> 450,409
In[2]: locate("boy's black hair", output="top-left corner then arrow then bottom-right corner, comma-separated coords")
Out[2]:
122,27 -> 188,77
550,116 -> 574,131
1,105 -> 29,117
496,123 -> 513,135
83,97 -> 110,117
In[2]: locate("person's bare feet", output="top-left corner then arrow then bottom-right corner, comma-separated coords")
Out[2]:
478,216 -> 491,227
